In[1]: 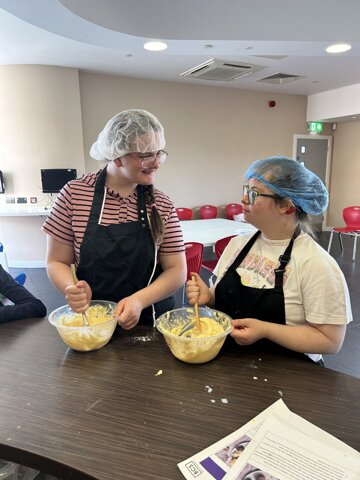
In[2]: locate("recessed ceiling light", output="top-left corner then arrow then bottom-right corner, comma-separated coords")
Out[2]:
144,41 -> 167,51
326,43 -> 352,53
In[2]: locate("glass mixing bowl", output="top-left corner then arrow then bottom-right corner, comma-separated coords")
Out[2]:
48,300 -> 117,352
155,306 -> 232,364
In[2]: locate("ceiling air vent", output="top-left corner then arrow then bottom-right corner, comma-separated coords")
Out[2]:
257,73 -> 304,85
180,59 -> 265,81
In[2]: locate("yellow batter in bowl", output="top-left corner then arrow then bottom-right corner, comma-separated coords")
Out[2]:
48,301 -> 117,351
156,307 -> 232,364
169,317 -> 224,338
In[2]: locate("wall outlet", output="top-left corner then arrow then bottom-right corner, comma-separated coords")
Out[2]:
5,196 -> 15,204
30,197 -> 37,204
16,197 -> 27,204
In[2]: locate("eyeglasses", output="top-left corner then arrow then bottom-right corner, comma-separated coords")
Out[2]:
243,184 -> 282,205
127,150 -> 168,168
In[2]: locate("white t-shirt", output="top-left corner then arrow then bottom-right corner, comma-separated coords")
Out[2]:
213,231 -> 353,362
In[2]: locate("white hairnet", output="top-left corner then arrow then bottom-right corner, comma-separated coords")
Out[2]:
244,156 -> 329,215
90,109 -> 166,161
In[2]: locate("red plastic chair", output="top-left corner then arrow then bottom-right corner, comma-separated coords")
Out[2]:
183,242 -> 204,303
202,235 -> 237,273
176,207 -> 193,220
226,203 -> 243,220
327,206 -> 360,261
200,205 -> 217,219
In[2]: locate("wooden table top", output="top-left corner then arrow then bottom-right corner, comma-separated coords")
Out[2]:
0,318 -> 359,480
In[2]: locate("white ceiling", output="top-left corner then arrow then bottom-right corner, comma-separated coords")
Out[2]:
1,0 -> 360,96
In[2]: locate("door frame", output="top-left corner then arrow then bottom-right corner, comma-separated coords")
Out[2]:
292,134 -> 333,231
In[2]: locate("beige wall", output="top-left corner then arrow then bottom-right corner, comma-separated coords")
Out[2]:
0,65 -> 85,266
0,65 -> 85,202
1,66 -> 311,265
328,120 -> 360,225
80,72 -> 308,215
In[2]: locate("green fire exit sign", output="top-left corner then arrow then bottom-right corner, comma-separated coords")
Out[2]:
308,121 -> 323,133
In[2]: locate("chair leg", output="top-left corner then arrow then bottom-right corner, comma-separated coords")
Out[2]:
338,233 -> 344,252
353,235 -> 358,261
327,231 -> 334,253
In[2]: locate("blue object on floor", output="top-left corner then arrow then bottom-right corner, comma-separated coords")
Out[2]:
15,273 -> 27,286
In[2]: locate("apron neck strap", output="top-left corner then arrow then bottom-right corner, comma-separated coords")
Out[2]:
87,167 -> 108,225
90,166 -> 148,228
274,224 -> 301,288
136,184 -> 148,220
230,225 -> 301,289
231,230 -> 261,270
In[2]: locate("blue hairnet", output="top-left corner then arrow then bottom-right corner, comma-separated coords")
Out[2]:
244,156 -> 328,215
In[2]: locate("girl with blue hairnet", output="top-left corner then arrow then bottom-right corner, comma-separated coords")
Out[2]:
44,109 -> 186,330
187,157 -> 352,364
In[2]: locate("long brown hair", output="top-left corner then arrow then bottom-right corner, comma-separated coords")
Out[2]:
143,185 -> 164,245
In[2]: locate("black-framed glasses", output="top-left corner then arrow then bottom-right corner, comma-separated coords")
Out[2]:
243,184 -> 282,205
127,149 -> 168,168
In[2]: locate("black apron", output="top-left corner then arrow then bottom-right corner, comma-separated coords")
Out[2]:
215,228 -> 316,362
76,167 -> 174,326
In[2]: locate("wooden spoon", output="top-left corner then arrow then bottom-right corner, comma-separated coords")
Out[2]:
178,277 -> 203,336
70,264 -> 90,327
192,275 -> 202,332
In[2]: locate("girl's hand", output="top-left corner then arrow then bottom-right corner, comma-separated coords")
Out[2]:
186,272 -> 211,305
65,280 -> 92,313
230,318 -> 268,345
115,295 -> 143,330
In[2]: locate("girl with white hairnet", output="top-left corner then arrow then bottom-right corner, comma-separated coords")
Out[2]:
187,157 -> 352,364
43,109 -> 186,329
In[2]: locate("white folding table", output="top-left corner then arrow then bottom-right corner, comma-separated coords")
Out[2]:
180,218 -> 256,247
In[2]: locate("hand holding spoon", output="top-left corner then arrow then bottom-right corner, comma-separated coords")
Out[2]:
70,264 -> 90,326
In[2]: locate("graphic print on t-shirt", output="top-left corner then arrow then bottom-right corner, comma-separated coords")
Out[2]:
238,252 -> 290,288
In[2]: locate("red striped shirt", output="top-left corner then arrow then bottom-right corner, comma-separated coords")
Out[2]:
42,171 -> 185,263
